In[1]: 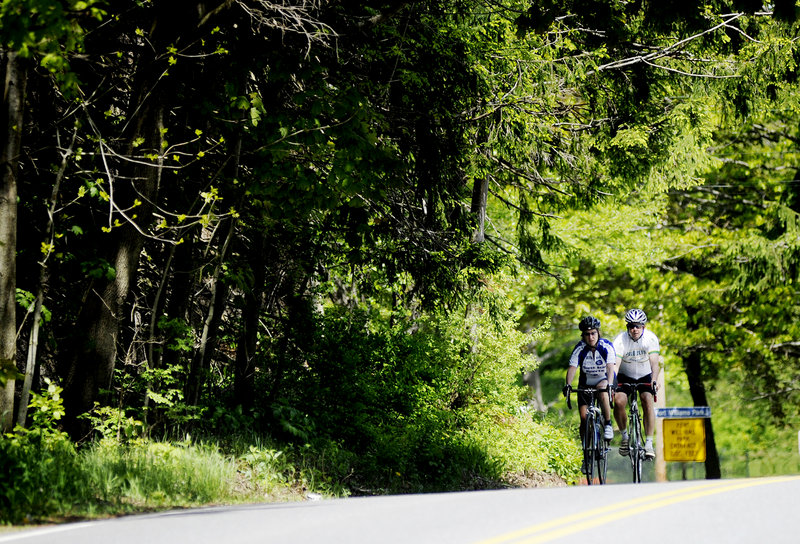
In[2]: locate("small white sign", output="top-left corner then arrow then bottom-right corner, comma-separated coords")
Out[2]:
656,406 -> 711,419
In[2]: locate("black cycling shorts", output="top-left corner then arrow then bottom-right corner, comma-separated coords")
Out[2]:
614,373 -> 655,396
577,374 -> 609,408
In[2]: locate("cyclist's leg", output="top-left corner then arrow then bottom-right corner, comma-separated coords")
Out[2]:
613,383 -> 628,434
615,374 -> 634,455
595,381 -> 613,440
635,376 -> 656,459
578,404 -> 589,440
640,390 -> 656,436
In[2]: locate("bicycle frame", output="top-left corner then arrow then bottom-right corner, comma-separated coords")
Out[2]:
567,387 -> 611,485
619,383 -> 647,483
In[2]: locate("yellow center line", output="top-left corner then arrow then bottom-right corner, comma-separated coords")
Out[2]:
476,476 -> 800,544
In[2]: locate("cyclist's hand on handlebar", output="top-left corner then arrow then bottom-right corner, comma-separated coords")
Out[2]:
562,384 -> 571,398
652,381 -> 659,393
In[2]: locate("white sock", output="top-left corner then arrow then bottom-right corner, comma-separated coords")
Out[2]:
622,431 -> 629,440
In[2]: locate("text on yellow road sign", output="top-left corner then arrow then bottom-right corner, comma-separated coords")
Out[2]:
663,418 -> 706,462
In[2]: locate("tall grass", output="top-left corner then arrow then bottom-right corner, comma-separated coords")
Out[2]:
81,440 -> 237,508
0,432 -> 320,525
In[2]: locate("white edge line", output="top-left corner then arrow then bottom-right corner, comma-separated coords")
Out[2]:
0,521 -> 97,542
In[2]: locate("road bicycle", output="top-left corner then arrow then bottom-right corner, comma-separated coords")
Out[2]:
617,382 -> 654,483
566,386 -> 612,485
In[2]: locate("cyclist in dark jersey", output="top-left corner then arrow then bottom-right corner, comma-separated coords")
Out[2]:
563,316 -> 616,446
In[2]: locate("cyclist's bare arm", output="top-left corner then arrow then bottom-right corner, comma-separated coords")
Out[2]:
565,366 -> 577,388
613,355 -> 622,381
648,352 -> 660,388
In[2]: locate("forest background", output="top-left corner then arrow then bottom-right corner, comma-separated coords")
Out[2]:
2,0 -> 800,525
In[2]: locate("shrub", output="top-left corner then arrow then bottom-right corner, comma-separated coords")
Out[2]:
0,432 -> 86,524
266,277 -> 575,492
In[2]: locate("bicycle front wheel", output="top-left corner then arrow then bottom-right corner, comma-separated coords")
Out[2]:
629,407 -> 643,483
583,416 -> 596,485
631,440 -> 642,483
594,421 -> 607,484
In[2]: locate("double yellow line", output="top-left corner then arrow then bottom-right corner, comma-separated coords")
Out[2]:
476,476 -> 800,544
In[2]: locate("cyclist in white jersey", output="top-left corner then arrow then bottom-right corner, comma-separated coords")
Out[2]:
563,316 -> 616,452
612,308 -> 661,459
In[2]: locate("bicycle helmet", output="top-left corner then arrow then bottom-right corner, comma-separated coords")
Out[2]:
578,316 -> 601,332
624,308 -> 647,325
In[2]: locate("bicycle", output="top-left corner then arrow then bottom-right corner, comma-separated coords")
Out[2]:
566,386 -> 612,485
617,382 -> 655,483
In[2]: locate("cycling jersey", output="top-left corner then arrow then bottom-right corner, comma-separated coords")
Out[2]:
613,329 -> 660,380
568,338 -> 615,387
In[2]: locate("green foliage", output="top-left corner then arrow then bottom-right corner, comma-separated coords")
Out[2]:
239,446 -> 294,490
143,365 -> 205,429
8,3 -> 800,519
0,0 -> 106,93
157,317 -> 193,353
79,404 -> 144,443
25,378 -> 65,434
15,288 -> 51,323
0,359 -> 23,388
0,431 -> 83,524
0,434 -> 246,524
1,380 -> 81,524
261,275 -> 573,491
238,441 -> 353,498
464,407 -> 581,482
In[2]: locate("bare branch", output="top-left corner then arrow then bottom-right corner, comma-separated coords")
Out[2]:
234,0 -> 337,55
588,13 -> 747,76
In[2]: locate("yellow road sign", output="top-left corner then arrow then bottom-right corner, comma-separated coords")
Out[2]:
663,418 -> 706,462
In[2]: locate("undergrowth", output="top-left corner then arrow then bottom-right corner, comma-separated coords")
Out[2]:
0,380 -> 573,526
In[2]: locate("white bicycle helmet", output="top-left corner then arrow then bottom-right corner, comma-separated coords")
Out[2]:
624,308 -> 647,325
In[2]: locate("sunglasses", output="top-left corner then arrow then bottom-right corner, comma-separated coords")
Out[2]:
626,323 -> 644,330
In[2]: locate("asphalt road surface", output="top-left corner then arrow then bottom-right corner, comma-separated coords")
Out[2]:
2,475 -> 799,544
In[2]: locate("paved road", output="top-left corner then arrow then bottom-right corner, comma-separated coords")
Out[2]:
2,476 -> 798,544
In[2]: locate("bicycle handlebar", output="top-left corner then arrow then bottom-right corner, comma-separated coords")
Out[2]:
615,382 -> 658,403
565,386 -> 613,411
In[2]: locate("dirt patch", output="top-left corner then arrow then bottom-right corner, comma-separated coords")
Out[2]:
502,470 -> 568,488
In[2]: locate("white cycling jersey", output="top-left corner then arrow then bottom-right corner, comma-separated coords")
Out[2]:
613,328 -> 660,380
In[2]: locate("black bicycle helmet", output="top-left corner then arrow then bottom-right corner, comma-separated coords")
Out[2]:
624,308 -> 647,325
578,316 -> 601,332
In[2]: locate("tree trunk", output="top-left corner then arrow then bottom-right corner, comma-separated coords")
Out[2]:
234,230 -> 266,411
185,219 -> 235,405
0,51 -> 27,431
685,306 -> 722,479
471,177 -> 488,243
62,104 -> 164,434
684,348 -> 722,479
160,239 -> 195,373
17,127 -> 76,427
58,1 -> 217,435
